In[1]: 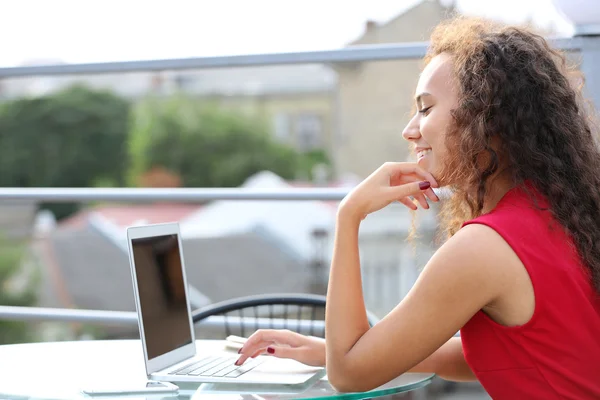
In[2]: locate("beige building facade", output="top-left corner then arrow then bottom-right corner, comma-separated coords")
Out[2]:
332,0 -> 454,178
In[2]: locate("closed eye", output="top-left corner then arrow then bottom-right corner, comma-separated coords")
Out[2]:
418,106 -> 432,115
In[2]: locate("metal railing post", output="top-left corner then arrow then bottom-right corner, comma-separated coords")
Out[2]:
578,35 -> 600,111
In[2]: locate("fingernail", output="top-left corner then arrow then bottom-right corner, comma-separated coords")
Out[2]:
235,359 -> 242,366
419,181 -> 431,190
237,348 -> 242,354
267,347 -> 275,354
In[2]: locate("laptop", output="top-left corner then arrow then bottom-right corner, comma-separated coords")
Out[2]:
126,222 -> 325,385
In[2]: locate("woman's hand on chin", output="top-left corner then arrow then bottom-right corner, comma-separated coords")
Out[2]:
338,162 -> 439,221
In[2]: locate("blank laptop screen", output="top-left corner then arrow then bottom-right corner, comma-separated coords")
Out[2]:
131,234 -> 192,360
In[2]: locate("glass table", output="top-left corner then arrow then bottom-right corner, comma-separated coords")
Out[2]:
0,339 -> 434,399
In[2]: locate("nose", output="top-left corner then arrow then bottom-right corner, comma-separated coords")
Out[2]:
402,113 -> 421,142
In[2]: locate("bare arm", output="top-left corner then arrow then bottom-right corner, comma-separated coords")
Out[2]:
235,329 -> 476,382
409,337 -> 476,381
322,335 -> 477,382
325,215 -> 509,392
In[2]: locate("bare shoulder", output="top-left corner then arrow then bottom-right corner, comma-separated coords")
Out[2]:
438,223 -> 518,264
421,222 -> 522,303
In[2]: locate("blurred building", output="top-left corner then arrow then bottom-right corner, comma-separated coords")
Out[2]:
34,201 -> 314,339
170,65 -> 336,156
0,64 -> 336,157
332,0 -> 454,178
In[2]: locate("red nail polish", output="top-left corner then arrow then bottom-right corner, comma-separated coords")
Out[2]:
237,348 -> 242,354
235,359 -> 242,366
419,181 -> 431,190
267,347 -> 275,354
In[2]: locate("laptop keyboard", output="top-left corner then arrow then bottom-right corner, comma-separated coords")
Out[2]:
169,355 -> 264,378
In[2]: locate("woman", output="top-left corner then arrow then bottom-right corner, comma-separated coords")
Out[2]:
236,16 -> 600,398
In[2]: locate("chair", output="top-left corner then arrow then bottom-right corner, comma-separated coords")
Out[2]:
191,293 -> 380,339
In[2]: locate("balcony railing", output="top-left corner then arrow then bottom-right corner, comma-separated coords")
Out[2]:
0,305 -> 324,332
0,187 -> 351,202
0,38 -> 584,78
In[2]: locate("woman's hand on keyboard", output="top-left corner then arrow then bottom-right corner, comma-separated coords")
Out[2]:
235,329 -> 325,367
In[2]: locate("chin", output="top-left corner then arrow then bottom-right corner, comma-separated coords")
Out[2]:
417,158 -> 434,173
432,170 -> 454,189
424,164 -> 445,187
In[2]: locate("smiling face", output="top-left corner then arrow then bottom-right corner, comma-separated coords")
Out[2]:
402,53 -> 459,185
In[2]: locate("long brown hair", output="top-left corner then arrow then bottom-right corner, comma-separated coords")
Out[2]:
426,16 -> 600,292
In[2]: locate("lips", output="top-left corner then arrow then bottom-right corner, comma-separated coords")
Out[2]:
416,148 -> 432,159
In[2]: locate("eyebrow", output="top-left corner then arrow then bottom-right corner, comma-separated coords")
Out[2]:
415,92 -> 432,105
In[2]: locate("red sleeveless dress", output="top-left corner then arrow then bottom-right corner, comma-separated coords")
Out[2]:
460,185 -> 600,399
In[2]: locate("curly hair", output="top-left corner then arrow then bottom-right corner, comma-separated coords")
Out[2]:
425,16 -> 600,292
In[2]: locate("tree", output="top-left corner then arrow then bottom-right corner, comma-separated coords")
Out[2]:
0,237 -> 39,344
0,85 -> 131,219
129,95 -> 301,188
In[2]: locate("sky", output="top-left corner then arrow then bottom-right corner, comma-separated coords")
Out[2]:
0,0 -> 575,67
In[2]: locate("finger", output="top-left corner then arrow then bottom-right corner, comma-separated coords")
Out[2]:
250,347 -> 267,359
398,197 -> 418,210
238,339 -> 272,354
260,345 -> 302,360
235,352 -> 252,366
238,347 -> 269,365
240,330 -> 279,351
237,338 -> 285,361
386,163 -> 438,188
392,172 -> 431,185
413,193 -> 429,209
387,181 -> 432,202
236,345 -> 291,365
424,188 -> 439,202
236,344 -> 270,365
390,172 -> 441,195
236,344 -> 302,366
238,329 -> 300,358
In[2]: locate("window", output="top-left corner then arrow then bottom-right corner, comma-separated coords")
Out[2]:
174,74 -> 194,91
295,114 -> 322,151
273,113 -> 291,142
